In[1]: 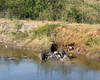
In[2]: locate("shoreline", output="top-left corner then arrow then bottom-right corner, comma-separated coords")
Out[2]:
0,18 -> 100,61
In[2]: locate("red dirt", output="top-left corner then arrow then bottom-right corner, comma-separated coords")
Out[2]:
54,26 -> 100,60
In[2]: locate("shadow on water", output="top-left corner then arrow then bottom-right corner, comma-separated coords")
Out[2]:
0,45 -> 100,80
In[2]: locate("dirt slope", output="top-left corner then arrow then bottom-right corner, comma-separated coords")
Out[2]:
0,18 -> 100,60
54,25 -> 100,60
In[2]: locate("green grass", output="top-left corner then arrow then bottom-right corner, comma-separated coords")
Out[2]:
84,37 -> 100,47
31,24 -> 61,39
12,31 -> 28,40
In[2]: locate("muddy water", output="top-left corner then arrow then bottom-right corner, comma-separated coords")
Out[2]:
0,45 -> 100,80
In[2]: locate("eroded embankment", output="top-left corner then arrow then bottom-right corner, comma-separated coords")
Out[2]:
0,18 -> 100,61
54,26 -> 100,61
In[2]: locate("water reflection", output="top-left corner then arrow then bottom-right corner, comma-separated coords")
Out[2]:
0,45 -> 100,80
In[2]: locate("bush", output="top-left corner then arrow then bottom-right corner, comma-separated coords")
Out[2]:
67,6 -> 81,23
31,24 -> 60,38
0,0 -> 100,24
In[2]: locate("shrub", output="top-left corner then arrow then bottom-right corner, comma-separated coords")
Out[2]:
84,38 -> 99,47
0,0 -> 100,24
67,6 -> 81,23
31,24 -> 60,38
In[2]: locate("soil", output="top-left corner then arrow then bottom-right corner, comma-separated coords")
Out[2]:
0,18 -> 100,61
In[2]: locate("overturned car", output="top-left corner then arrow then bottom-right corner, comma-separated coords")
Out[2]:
39,49 -> 70,61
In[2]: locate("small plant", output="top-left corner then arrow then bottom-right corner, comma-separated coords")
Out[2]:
61,32 -> 68,36
84,38 -> 99,47
11,32 -> 16,35
12,31 -> 28,40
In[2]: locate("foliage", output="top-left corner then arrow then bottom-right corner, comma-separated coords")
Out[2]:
31,24 -> 60,38
0,0 -> 100,23
84,38 -> 99,47
36,0 -> 67,21
67,6 -> 81,23
12,31 -> 28,40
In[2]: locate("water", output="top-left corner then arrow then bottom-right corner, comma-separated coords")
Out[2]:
0,45 -> 100,80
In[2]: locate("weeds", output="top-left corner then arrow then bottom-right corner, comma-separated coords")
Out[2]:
84,37 -> 100,47
31,24 -> 61,39
12,31 -> 28,40
12,19 -> 19,29
61,32 -> 68,36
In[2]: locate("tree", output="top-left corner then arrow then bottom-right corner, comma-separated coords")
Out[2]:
37,0 -> 67,21
67,6 -> 81,23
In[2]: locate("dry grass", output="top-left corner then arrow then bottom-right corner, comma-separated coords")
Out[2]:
84,0 -> 100,4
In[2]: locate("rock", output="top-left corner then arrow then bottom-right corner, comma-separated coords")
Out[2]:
69,54 -> 72,57
58,55 -> 61,58
54,51 -> 58,55
59,49 -> 66,58
5,45 -> 7,48
60,58 -> 64,61
47,54 -> 61,61
39,53 -> 45,60
63,55 -> 70,61
19,23 -> 27,32
18,23 -> 35,33
55,55 -> 61,60
68,46 -> 73,49
47,55 -> 53,60
0,24 -> 3,29
40,49 -> 70,61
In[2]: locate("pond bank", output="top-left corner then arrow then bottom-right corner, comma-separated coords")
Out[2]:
0,18 -> 100,61
1,44 -> 100,80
